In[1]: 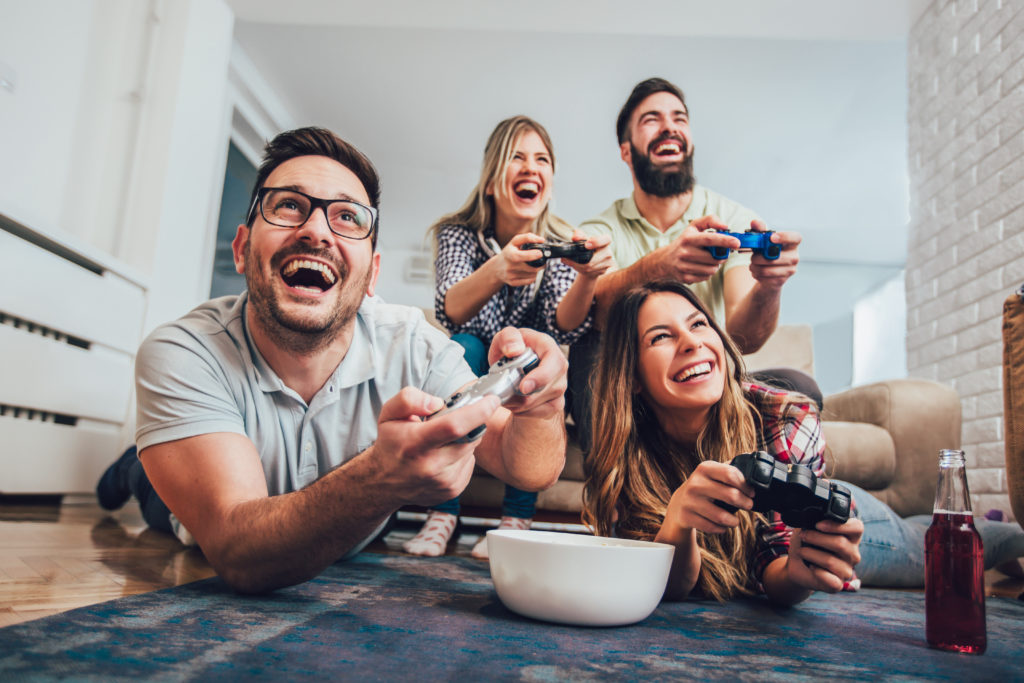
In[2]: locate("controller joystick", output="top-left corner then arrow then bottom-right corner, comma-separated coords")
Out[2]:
427,348 -> 540,443
705,231 -> 782,261
519,240 -> 594,268
715,451 -> 852,528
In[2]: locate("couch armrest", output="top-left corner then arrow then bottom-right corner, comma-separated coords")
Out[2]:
821,379 -> 961,517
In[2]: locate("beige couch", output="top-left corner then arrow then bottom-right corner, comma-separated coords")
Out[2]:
437,318 -> 962,521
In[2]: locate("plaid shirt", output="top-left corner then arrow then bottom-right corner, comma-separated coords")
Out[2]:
433,224 -> 593,345
745,382 -> 828,586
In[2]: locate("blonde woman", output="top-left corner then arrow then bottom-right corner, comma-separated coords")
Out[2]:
403,116 -> 613,559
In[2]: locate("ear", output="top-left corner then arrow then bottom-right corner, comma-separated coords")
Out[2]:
231,224 -> 249,275
365,251 -> 381,297
485,179 -> 495,197
619,141 -> 632,166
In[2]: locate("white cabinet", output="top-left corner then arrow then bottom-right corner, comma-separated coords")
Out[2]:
0,213 -> 148,493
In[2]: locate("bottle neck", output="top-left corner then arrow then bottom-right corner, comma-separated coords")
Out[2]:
933,449 -> 973,515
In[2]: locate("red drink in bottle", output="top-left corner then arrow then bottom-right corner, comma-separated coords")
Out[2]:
924,450 -> 986,655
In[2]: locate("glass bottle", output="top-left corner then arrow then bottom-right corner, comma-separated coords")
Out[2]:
924,449 -> 986,654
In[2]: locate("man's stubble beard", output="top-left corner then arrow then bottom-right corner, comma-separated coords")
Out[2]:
243,237 -> 370,356
630,141 -> 696,198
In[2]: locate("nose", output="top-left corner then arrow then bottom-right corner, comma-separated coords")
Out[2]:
677,328 -> 702,354
293,205 -> 334,246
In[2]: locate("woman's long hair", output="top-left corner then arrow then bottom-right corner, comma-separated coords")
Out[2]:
428,115 -> 574,251
582,280 -> 765,601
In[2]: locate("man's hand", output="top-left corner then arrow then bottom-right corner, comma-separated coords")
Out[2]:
652,214 -> 739,284
495,233 -> 547,287
487,326 -> 567,419
563,230 -> 614,280
372,387 -> 500,507
785,517 -> 864,593
747,219 -> 800,291
663,460 -> 756,535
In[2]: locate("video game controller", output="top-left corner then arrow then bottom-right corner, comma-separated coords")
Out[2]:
427,348 -> 541,443
519,240 -> 594,268
714,451 -> 852,528
705,231 -> 781,261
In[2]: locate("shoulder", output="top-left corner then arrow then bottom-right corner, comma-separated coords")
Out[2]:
138,295 -> 246,369
358,296 -> 451,350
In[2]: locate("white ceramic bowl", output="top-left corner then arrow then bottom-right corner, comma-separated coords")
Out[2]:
486,529 -> 675,627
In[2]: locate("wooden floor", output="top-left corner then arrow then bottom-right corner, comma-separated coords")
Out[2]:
1,495 -> 1021,629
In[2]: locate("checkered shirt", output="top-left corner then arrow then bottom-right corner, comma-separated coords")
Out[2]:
433,223 -> 593,345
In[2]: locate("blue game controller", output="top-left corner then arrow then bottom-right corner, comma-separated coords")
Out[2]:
705,230 -> 781,261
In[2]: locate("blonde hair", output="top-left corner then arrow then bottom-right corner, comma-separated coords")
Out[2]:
428,116 -> 574,251
583,280 -> 778,601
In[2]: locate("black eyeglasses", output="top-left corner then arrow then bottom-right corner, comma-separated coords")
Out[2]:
247,187 -> 378,240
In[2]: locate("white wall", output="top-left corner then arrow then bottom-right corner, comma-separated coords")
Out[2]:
907,1 -> 1024,516
0,0 -> 234,335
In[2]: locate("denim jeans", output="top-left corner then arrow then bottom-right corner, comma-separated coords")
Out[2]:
842,481 -> 1024,587
437,333 -> 538,520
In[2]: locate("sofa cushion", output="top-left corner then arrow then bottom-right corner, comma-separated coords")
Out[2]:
822,421 -> 896,490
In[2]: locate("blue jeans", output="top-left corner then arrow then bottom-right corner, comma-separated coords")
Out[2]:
435,334 -> 537,520
842,481 -> 1024,587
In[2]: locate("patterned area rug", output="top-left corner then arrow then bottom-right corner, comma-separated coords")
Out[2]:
1,552 -> 1021,681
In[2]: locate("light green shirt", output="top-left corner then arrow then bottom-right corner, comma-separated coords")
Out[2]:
579,185 -> 759,323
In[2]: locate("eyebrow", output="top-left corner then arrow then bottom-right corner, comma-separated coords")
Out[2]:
641,310 -> 703,338
278,184 -> 361,202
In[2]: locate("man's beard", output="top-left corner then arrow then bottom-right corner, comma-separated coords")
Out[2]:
243,239 -> 369,355
631,140 -> 696,198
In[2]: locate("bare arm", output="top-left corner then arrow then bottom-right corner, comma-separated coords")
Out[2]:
554,232 -> 613,332
140,388 -> 500,594
472,326 -> 568,490
722,224 -> 801,354
655,461 -> 755,600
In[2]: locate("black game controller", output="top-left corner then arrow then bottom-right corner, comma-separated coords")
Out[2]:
427,349 -> 540,442
519,240 -> 594,268
705,230 -> 782,261
715,451 -> 851,528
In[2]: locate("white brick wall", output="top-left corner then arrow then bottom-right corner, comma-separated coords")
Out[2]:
908,0 -> 1024,516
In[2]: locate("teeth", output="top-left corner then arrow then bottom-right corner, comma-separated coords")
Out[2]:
655,142 -> 681,155
515,181 -> 539,194
282,259 -> 336,284
674,362 -> 711,382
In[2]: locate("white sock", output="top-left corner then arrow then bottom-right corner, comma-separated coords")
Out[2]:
471,515 -> 532,560
402,510 -> 458,557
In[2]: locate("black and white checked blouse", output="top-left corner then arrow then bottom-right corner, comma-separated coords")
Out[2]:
433,224 -> 594,345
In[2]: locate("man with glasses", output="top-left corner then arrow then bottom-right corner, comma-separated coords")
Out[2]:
96,127 -> 568,593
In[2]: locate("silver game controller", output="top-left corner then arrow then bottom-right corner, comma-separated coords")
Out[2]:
428,348 -> 540,443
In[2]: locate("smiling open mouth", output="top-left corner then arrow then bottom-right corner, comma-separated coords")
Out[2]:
673,361 -> 712,382
652,140 -> 683,157
514,180 -> 540,199
281,258 -> 338,293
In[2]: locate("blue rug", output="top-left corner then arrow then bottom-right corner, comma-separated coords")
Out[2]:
1,552 -> 1021,681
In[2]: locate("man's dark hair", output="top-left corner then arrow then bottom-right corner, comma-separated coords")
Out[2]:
615,78 -> 688,144
248,127 -> 382,247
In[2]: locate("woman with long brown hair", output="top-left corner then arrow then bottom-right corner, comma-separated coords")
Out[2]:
584,279 -> 1024,603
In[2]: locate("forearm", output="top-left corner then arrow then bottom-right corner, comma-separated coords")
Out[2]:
443,260 -> 504,326
654,523 -> 701,600
761,556 -> 814,606
203,452 -> 398,593
555,275 -> 598,332
482,406 -> 566,492
725,282 -> 781,354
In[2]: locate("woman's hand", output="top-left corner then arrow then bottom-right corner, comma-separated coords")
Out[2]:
663,460 -> 756,536
784,517 -> 863,593
494,233 -> 546,287
563,230 -> 614,280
